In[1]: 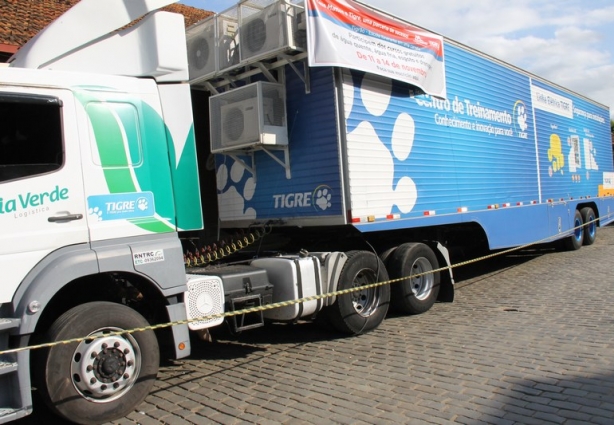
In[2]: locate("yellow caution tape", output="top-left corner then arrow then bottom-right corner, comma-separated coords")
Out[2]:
0,215 -> 604,356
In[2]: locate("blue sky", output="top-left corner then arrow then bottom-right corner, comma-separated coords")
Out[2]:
179,0 -> 614,119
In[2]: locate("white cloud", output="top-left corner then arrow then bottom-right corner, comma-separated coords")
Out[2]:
474,27 -> 612,112
365,0 -> 614,118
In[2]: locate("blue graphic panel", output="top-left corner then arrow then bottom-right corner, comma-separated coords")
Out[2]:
345,42 -> 539,222
344,40 -> 612,247
435,45 -> 538,209
531,79 -> 613,201
216,66 -> 344,224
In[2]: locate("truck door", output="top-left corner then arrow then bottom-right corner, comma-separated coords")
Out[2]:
0,89 -> 88,303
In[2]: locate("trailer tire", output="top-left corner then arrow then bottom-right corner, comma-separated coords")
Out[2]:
580,207 -> 597,246
327,250 -> 390,335
388,243 -> 440,315
564,209 -> 584,251
379,246 -> 397,267
33,302 -> 159,425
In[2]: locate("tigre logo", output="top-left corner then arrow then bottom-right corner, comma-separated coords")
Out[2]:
272,185 -> 334,211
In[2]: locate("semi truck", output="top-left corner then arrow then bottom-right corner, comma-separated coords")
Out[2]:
1,0 -> 613,423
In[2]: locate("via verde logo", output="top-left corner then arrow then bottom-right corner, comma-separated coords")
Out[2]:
0,185 -> 69,214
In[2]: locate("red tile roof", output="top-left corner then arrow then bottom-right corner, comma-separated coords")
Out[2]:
167,3 -> 213,26
0,1 -> 212,59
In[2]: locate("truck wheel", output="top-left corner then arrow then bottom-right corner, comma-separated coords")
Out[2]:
34,302 -> 159,425
388,243 -> 440,315
328,251 -> 390,335
580,207 -> 597,246
564,209 -> 584,251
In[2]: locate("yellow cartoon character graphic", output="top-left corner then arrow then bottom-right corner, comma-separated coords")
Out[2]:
547,133 -> 564,176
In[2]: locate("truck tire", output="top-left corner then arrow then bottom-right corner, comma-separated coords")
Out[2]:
564,209 -> 584,251
327,250 -> 390,335
34,302 -> 159,425
379,246 -> 397,267
388,243 -> 440,315
580,207 -> 597,246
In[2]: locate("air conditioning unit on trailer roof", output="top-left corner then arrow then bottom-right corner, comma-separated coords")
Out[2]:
217,6 -> 240,72
186,16 -> 217,82
239,0 -> 306,63
210,81 -> 288,153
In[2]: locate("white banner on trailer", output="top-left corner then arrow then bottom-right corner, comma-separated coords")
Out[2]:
306,0 -> 446,98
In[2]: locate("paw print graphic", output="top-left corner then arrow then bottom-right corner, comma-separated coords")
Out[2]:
517,104 -> 527,131
345,75 -> 418,218
137,197 -> 148,211
216,161 -> 257,220
513,100 -> 528,132
315,188 -> 332,211
88,207 -> 103,222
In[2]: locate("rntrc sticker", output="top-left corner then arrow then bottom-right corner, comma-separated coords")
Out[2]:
133,250 -> 164,266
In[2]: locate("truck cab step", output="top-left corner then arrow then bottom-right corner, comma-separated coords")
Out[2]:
0,360 -> 18,376
230,294 -> 266,332
0,319 -> 20,332
0,407 -> 29,424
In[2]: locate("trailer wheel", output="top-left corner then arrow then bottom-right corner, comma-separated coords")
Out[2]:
564,209 -> 584,251
388,243 -> 440,315
580,207 -> 597,246
327,251 -> 390,335
34,302 -> 159,425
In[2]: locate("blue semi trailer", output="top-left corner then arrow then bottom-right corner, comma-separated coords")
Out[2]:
201,0 -> 614,305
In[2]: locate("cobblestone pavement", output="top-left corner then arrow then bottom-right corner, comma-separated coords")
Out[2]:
19,226 -> 614,424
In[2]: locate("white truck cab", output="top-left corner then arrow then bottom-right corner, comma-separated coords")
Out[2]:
0,2 -> 203,423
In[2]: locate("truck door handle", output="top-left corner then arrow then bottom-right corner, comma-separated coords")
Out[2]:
48,213 -> 84,222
